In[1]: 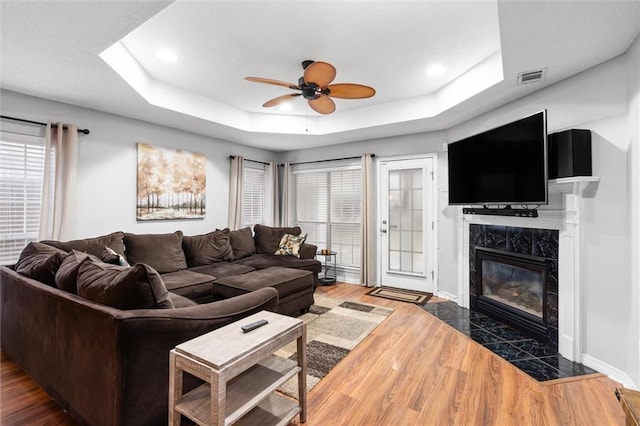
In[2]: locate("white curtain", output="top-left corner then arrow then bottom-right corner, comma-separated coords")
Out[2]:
265,162 -> 279,226
360,153 -> 375,286
38,122 -> 79,241
227,155 -> 244,229
280,163 -> 293,226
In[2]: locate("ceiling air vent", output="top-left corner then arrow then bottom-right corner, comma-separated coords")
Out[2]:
517,69 -> 546,85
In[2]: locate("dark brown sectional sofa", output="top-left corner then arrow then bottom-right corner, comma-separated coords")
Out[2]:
0,224 -> 321,425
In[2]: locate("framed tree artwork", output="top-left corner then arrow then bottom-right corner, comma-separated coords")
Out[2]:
136,143 -> 206,220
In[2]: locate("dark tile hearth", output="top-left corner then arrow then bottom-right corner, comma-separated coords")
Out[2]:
420,301 -> 598,382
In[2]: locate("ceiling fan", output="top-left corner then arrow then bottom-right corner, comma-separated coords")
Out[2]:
245,60 -> 375,114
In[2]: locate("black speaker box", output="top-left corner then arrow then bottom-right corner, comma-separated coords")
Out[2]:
548,129 -> 592,179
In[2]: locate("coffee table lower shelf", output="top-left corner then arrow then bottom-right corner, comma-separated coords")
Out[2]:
175,355 -> 300,426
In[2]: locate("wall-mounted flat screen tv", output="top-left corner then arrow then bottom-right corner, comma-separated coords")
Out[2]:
447,110 -> 548,205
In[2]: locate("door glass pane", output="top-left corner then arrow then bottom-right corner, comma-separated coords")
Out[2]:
400,210 -> 412,230
413,253 -> 424,274
389,230 -> 400,250
389,172 -> 400,190
412,169 -> 423,189
387,168 -> 424,274
412,231 -> 423,252
413,189 -> 423,209
389,250 -> 400,270
401,251 -> 412,272
413,210 -> 423,231
401,230 -> 412,251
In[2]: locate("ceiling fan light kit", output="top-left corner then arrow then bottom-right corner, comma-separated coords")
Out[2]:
245,60 -> 375,114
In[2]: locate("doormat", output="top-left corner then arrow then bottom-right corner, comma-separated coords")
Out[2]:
366,286 -> 432,305
276,294 -> 393,397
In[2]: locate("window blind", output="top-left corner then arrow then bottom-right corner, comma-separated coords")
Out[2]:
293,167 -> 361,269
242,166 -> 265,228
0,134 -> 46,265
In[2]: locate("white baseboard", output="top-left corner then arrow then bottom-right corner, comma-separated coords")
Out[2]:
582,354 -> 638,390
436,290 -> 457,302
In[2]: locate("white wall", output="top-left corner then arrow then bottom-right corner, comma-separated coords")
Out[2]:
0,90 -> 276,237
627,33 -> 640,388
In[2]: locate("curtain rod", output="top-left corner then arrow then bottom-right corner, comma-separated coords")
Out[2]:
0,115 -> 90,135
285,153 -> 375,166
228,155 -> 270,166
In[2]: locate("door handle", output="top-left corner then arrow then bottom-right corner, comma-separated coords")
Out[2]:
380,228 -> 387,233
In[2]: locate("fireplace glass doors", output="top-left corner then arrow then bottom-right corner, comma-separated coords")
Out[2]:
481,259 -> 544,318
474,248 -> 549,342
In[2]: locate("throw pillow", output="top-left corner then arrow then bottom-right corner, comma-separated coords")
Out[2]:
274,233 -> 308,258
183,229 -> 234,267
228,227 -> 256,260
42,231 -> 126,258
55,250 -> 96,294
124,231 -> 187,274
76,257 -> 174,310
254,224 -> 302,254
15,242 -> 68,287
101,246 -> 131,267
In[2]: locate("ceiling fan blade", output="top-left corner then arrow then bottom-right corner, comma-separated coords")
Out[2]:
327,83 -> 376,99
245,77 -> 299,90
308,95 -> 336,114
303,61 -> 336,87
262,93 -> 301,107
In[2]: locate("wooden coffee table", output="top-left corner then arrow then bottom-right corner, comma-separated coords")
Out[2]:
169,310 -> 306,425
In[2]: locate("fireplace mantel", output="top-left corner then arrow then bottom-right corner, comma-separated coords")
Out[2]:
455,176 -> 600,362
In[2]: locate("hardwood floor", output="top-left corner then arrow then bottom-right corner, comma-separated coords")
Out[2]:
1,283 -> 625,425
1,351 -> 75,425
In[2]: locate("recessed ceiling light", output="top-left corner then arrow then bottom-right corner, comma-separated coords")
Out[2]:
427,64 -> 446,77
156,48 -> 177,63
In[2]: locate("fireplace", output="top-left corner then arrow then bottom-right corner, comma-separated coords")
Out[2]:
473,248 -> 548,342
468,224 -> 559,350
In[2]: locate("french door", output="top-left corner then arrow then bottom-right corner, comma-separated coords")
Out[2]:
378,156 -> 436,292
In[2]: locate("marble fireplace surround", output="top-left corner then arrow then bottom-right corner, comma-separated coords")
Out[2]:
470,227 -> 559,349
455,177 -> 600,362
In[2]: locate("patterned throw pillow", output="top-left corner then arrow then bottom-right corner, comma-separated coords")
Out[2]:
102,246 -> 131,267
274,233 -> 307,258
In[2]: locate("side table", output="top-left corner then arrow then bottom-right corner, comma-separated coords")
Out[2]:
169,310 -> 306,426
316,250 -> 337,285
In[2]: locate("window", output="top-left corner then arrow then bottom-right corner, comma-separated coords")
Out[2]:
242,165 -> 265,228
0,130 -> 47,265
293,166 -> 361,270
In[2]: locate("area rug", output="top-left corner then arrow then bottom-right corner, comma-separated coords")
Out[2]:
276,294 -> 393,397
366,286 -> 432,305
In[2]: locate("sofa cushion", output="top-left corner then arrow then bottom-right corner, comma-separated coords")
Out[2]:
183,229 -> 234,267
168,292 -> 198,308
233,253 -> 322,275
228,227 -> 256,259
42,231 -> 126,258
213,267 -> 313,300
15,242 -> 67,287
274,233 -> 307,258
77,257 -> 174,310
124,231 -> 187,274
254,224 -> 302,255
55,250 -> 98,294
188,262 -> 255,279
160,270 -> 216,301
